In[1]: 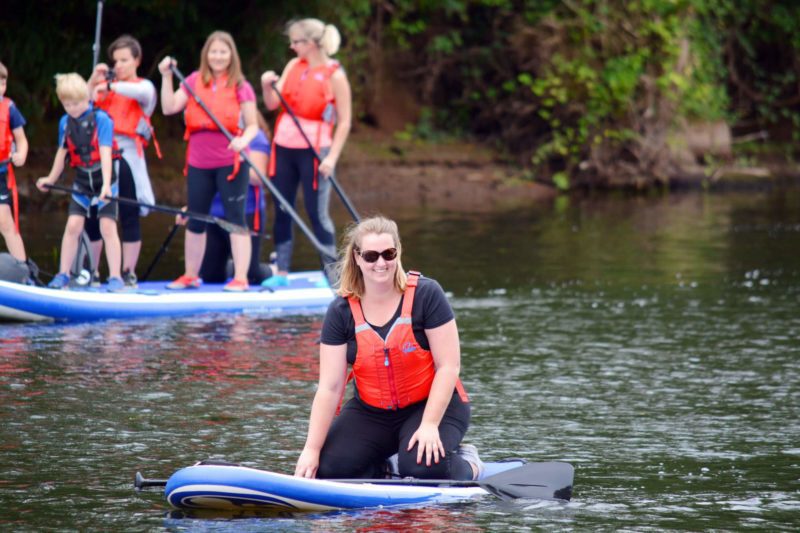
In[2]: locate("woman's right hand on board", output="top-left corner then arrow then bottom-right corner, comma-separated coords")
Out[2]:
294,447 -> 320,479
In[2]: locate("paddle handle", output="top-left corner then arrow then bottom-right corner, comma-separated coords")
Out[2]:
135,472 -> 167,489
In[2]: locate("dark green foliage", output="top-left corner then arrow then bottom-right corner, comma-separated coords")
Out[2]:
2,0 -> 797,185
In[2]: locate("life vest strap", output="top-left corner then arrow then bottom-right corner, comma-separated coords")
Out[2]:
7,165 -> 19,233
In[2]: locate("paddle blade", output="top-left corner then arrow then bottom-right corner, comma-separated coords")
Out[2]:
479,462 -> 574,501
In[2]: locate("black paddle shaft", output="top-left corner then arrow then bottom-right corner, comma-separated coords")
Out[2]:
170,64 -> 337,263
43,183 -> 253,236
139,224 -> 180,282
268,81 -> 360,222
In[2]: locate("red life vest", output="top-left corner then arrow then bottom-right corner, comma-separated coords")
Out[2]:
0,98 -> 19,232
64,109 -> 120,169
0,98 -> 13,161
268,59 -> 339,188
95,79 -> 162,159
183,73 -> 242,180
348,272 -> 469,410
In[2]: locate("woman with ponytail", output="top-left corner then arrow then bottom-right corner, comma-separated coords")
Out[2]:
260,19 -> 352,287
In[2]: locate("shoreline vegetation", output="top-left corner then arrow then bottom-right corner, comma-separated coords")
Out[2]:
5,2 -> 800,201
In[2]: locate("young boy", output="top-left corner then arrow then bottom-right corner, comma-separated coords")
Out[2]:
36,73 -> 125,291
0,61 -> 30,265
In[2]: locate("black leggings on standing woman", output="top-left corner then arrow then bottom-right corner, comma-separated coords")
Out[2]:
271,145 -> 336,272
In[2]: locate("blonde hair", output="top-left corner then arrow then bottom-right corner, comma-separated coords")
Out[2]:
0,61 -> 7,80
199,31 -> 243,87
55,73 -> 89,101
336,216 -> 407,299
287,19 -> 341,56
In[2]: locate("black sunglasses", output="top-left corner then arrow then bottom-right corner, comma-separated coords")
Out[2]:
355,247 -> 398,263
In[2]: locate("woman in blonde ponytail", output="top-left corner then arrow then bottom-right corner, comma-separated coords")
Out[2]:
260,18 -> 352,287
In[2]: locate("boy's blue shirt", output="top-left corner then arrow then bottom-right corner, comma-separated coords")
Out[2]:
57,103 -> 114,149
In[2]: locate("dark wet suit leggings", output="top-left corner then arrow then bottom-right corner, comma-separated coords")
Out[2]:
317,392 -> 473,480
84,157 -> 138,243
270,145 -> 335,272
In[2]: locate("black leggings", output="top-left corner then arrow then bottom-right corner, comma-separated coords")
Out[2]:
186,163 -> 249,233
200,210 -> 265,283
271,145 -> 335,272
317,392 -> 472,480
85,158 -> 137,242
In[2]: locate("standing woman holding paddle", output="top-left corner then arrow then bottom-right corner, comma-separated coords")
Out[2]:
158,31 -> 258,292
260,18 -> 352,288
296,216 -> 483,482
86,35 -> 159,288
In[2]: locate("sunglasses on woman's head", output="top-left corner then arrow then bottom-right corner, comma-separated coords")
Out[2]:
355,247 -> 398,263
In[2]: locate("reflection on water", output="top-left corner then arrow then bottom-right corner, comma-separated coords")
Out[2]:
1,190 -> 799,530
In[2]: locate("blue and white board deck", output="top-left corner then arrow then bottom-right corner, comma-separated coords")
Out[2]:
0,271 -> 334,322
164,461 -> 527,512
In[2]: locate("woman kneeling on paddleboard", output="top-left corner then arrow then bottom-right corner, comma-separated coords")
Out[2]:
296,216 -> 483,481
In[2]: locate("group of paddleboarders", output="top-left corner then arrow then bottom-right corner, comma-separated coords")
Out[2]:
2,18 -> 350,292
2,16 -> 484,483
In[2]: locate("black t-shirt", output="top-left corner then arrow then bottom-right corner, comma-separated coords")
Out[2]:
320,276 -> 455,365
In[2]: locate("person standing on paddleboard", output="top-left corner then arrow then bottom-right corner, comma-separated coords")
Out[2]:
36,73 -> 125,292
198,112 -> 272,284
0,61 -> 30,268
159,30 -> 259,292
259,18 -> 352,288
296,216 -> 484,481
86,34 -> 160,288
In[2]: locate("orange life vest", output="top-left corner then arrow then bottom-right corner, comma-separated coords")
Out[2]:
0,98 -> 19,232
348,272 -> 469,410
183,73 -> 242,180
268,59 -> 339,188
95,79 -> 162,159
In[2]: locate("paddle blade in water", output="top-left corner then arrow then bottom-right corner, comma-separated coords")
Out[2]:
479,462 -> 574,501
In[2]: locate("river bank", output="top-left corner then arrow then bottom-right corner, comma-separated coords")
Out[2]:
10,127 -> 800,218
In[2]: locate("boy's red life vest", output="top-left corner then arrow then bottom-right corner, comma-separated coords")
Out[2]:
95,79 -> 162,159
347,271 -> 469,410
183,73 -> 242,180
64,109 -> 120,169
0,98 -> 20,232
268,59 -> 339,189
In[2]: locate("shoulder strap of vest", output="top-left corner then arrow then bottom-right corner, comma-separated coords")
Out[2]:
401,271 -> 421,317
347,296 -> 366,326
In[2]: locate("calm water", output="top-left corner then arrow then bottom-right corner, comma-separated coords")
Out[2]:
1,190 -> 799,531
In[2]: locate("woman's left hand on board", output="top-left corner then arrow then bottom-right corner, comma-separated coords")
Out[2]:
408,422 -> 445,467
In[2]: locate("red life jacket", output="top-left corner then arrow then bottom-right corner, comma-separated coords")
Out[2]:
269,59 -> 339,188
183,73 -> 242,180
0,98 -> 19,232
95,79 -> 162,159
348,271 -> 469,410
64,109 -> 120,169
0,98 -> 13,161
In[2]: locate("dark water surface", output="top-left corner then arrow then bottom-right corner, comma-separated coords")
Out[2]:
1,190 -> 799,531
